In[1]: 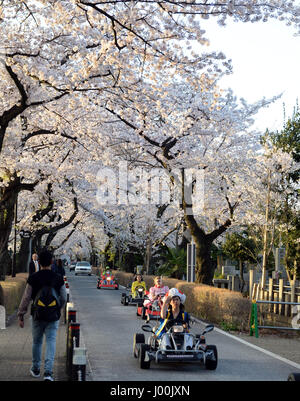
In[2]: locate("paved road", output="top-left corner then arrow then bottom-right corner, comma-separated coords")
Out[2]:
66,271 -> 300,381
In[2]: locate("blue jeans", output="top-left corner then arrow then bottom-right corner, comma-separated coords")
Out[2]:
31,319 -> 59,374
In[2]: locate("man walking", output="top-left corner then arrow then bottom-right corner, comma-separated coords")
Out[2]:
29,253 -> 40,276
18,249 -> 67,381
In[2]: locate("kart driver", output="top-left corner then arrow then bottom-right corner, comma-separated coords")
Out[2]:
155,288 -> 191,349
102,267 -> 112,285
144,276 -> 169,308
131,274 -> 147,297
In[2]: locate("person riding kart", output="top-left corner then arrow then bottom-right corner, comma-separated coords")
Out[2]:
131,274 -> 147,298
143,276 -> 169,310
102,267 -> 112,284
134,288 -> 217,370
155,288 -> 192,350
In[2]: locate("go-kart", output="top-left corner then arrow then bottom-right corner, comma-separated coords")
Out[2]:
121,285 -> 147,306
133,320 -> 217,370
97,274 -> 119,290
136,295 -> 165,321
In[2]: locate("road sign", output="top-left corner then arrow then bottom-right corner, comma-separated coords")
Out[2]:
19,230 -> 31,238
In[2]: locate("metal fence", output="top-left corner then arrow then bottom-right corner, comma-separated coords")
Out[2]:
251,278 -> 300,318
250,300 -> 300,337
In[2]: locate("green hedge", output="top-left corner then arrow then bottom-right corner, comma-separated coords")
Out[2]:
0,273 -> 28,315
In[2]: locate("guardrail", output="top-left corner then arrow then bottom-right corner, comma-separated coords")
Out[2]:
251,278 -> 300,318
64,277 -> 87,381
250,300 -> 300,338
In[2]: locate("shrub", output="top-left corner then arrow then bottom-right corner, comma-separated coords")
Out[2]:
0,273 -> 28,315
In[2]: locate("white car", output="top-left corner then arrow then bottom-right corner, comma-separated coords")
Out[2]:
75,261 -> 92,276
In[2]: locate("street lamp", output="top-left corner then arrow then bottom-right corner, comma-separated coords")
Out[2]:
11,195 -> 18,278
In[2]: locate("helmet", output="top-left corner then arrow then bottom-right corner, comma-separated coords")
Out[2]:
166,288 -> 186,304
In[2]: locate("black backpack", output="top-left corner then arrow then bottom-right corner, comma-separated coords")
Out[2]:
32,285 -> 61,322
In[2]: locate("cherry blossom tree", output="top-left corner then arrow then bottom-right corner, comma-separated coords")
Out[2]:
1,0 -> 300,280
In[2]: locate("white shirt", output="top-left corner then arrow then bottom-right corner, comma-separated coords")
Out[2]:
34,261 -> 39,272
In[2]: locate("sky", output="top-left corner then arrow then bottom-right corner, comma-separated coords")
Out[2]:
201,18 -> 300,133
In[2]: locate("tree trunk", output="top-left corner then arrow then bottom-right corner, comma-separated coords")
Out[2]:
0,190 -> 17,280
239,259 -> 246,293
193,237 -> 214,285
16,236 -> 32,273
31,232 -> 43,254
261,169 -> 271,289
181,168 -> 231,285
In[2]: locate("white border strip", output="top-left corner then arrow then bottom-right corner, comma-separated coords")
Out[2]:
66,286 -> 94,381
194,317 -> 300,370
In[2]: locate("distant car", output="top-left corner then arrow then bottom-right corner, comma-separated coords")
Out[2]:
75,261 -> 92,276
69,263 -> 76,271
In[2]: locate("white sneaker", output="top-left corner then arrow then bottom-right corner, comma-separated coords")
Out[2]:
44,373 -> 54,381
30,368 -> 40,378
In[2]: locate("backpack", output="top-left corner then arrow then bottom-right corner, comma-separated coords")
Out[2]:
32,285 -> 61,322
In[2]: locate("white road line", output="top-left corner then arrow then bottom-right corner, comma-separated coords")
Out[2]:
194,317 -> 300,370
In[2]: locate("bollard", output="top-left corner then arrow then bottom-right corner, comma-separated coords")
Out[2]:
0,305 -> 5,330
72,347 -> 87,381
67,307 -> 76,324
66,307 -> 76,349
66,322 -> 80,379
65,282 -> 70,300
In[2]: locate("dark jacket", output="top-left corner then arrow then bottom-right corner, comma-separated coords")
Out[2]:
29,260 -> 40,276
155,308 -> 190,339
18,269 -> 67,321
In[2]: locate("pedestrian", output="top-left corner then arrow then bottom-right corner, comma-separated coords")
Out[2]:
29,253 -> 40,276
56,259 -> 66,277
17,249 -> 67,381
51,258 -> 58,274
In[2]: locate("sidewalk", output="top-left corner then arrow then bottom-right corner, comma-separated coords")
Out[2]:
0,312 -> 68,381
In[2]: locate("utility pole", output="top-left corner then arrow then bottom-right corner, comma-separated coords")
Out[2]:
261,169 -> 271,290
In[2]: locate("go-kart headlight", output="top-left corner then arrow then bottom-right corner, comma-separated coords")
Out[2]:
107,277 -> 111,280
173,325 -> 184,333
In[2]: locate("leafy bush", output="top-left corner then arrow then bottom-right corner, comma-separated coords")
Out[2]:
157,248 -> 186,279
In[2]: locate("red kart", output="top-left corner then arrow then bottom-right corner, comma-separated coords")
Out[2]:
97,274 -> 119,290
136,295 -> 165,321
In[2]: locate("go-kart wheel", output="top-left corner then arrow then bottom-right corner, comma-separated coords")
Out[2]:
205,345 -> 218,370
142,306 -> 147,320
133,333 -> 145,358
139,344 -> 150,369
288,373 -> 300,381
124,296 -> 129,306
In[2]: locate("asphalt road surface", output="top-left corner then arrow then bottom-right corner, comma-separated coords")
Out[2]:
66,271 -> 300,381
